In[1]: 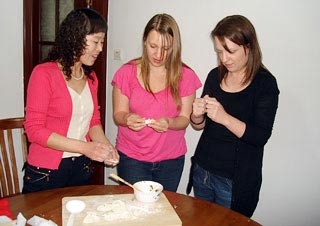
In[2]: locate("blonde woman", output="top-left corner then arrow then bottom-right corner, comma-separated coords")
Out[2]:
112,13 -> 201,192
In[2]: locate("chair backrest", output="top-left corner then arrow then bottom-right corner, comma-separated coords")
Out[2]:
0,117 -> 28,197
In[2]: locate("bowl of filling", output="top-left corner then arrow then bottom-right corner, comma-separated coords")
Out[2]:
133,181 -> 163,203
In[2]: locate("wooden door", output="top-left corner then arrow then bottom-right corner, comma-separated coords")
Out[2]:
23,0 -> 108,184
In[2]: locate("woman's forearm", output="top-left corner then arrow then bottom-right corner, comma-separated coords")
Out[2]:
167,115 -> 190,130
88,125 -> 110,144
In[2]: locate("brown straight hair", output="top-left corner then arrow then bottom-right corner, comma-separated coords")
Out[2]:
211,15 -> 268,85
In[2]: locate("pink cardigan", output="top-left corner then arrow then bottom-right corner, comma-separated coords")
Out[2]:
24,62 -> 101,169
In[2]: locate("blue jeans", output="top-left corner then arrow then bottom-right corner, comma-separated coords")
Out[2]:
117,151 -> 184,192
22,155 -> 93,194
193,163 -> 232,208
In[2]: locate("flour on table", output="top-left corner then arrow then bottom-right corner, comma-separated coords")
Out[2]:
108,200 -> 126,213
96,203 -> 112,212
97,200 -> 126,213
82,198 -> 163,224
83,200 -> 133,223
83,212 -> 100,224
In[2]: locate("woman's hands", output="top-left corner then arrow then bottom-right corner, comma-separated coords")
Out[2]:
148,117 -> 169,132
82,141 -> 119,166
103,144 -> 119,166
125,113 -> 146,131
46,126 -> 119,166
191,95 -> 246,138
125,113 -> 169,133
192,97 -> 207,117
191,94 -> 228,125
203,95 -> 228,125
113,87 -> 193,133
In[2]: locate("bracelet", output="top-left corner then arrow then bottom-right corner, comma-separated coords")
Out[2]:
190,113 -> 205,125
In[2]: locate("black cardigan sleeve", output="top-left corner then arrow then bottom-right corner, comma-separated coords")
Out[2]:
241,73 -> 280,147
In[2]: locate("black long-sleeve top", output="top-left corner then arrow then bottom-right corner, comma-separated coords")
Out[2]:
193,67 -> 279,217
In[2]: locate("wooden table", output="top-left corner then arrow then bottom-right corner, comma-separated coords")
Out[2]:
8,185 -> 261,226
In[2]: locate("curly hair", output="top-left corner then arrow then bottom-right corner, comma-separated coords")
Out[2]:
45,8 -> 107,81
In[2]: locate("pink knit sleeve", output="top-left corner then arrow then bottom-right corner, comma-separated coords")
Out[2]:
24,65 -> 54,147
88,71 -> 102,128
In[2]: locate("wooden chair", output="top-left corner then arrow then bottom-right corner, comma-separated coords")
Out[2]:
0,117 -> 28,197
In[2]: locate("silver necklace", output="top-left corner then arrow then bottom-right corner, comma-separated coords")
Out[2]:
71,67 -> 84,81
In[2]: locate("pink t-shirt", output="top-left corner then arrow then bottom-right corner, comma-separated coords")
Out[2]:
112,62 -> 202,162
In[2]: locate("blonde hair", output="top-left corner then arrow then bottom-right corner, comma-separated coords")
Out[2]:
140,13 -> 182,106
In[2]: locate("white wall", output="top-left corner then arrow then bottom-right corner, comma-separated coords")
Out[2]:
2,0 -> 320,225
0,1 -> 24,189
0,1 -> 24,118
106,0 -> 320,226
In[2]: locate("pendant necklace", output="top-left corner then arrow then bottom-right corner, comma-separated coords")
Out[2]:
71,67 -> 84,81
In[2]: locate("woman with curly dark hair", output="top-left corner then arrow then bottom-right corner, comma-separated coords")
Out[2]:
22,8 -> 119,193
